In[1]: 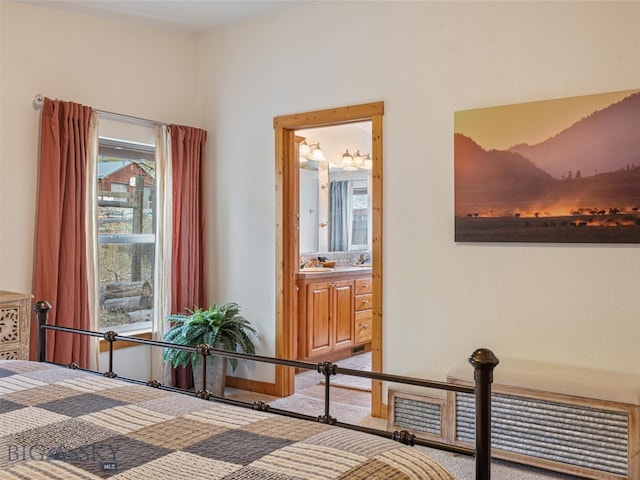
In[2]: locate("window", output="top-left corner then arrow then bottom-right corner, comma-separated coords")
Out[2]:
97,138 -> 156,332
349,181 -> 369,250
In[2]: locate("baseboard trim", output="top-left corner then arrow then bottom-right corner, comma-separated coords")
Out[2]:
226,375 -> 279,396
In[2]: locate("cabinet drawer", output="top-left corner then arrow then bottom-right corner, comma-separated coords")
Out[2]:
355,310 -> 372,344
355,293 -> 372,311
355,278 -> 372,295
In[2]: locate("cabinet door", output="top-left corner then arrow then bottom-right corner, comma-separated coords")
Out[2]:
332,280 -> 355,350
306,282 -> 333,358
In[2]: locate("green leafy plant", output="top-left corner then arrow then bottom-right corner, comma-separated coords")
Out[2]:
163,302 -> 257,371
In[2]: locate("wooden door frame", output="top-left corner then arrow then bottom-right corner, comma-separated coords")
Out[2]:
273,102 -> 385,416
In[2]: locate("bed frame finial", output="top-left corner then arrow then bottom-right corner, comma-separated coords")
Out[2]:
33,301 -> 52,362
469,348 -> 499,480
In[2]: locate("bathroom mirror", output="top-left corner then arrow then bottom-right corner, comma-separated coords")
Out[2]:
297,122 -> 372,255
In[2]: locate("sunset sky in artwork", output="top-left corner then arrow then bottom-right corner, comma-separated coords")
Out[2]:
454,89 -> 640,151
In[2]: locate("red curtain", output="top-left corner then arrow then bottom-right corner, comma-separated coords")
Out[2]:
169,124 -> 208,388
31,98 -> 92,367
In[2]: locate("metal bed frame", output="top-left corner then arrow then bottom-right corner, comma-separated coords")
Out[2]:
33,301 -> 499,479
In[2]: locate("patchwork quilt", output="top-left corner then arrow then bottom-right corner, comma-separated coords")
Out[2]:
0,360 -> 454,479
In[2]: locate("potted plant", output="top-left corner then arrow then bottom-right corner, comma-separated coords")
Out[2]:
163,302 -> 258,396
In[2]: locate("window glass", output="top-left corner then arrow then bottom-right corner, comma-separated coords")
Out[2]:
97,140 -> 155,331
351,186 -> 368,247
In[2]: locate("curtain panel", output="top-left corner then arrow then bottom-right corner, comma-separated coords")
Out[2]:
169,124 -> 208,389
152,125 -> 173,383
31,98 -> 94,367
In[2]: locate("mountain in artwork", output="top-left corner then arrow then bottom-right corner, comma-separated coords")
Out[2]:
508,92 -> 640,179
454,133 -> 554,214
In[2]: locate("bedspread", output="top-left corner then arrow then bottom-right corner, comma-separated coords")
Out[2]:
0,360 -> 453,479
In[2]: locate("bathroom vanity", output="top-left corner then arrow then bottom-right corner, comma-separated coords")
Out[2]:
296,266 -> 372,361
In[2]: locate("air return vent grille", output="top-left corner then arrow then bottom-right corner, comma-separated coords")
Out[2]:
455,392 -> 629,476
392,395 -> 442,436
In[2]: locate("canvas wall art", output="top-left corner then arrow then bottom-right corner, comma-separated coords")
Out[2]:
454,89 -> 640,243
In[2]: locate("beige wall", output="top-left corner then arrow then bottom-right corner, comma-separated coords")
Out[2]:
2,1 -> 639,382
1,2 -> 199,379
0,1 -> 198,292
196,1 -> 640,380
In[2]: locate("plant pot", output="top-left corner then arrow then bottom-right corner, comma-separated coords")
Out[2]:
192,355 -> 227,397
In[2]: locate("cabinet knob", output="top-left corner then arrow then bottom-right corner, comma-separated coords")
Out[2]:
362,300 -> 369,305
362,324 -> 368,329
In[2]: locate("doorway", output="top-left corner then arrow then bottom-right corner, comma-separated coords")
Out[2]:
273,102 -> 384,416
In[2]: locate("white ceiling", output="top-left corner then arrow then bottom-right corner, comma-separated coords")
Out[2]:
13,0 -> 316,32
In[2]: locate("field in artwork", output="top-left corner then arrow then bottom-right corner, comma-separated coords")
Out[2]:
455,215 -> 640,244
454,89 -> 640,243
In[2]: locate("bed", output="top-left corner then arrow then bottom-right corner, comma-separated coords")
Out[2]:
0,359 -> 461,479
0,302 -> 498,479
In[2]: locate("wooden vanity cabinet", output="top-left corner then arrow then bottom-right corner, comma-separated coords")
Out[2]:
301,279 -> 354,359
297,270 -> 372,361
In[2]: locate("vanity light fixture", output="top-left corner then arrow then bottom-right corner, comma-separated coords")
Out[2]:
299,140 -> 326,162
341,149 -> 354,168
309,143 -> 326,161
352,150 -> 364,167
362,154 -> 372,169
339,148 -> 370,170
299,140 -> 310,162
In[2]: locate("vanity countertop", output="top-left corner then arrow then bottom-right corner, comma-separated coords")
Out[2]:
296,265 -> 372,279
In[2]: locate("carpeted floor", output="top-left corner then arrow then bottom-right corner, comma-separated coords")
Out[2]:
269,393 -> 371,422
318,356 -> 372,392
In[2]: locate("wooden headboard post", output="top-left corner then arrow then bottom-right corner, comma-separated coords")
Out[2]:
470,348 -> 499,480
33,300 -> 51,362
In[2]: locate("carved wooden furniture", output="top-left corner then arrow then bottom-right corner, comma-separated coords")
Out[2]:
0,291 -> 33,360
